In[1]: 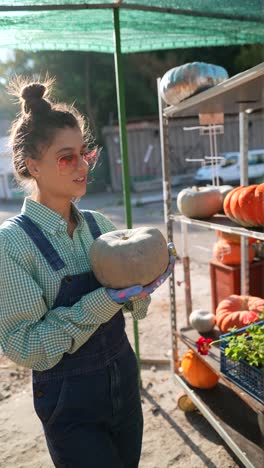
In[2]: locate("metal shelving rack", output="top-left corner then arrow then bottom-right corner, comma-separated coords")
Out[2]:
158,63 -> 264,468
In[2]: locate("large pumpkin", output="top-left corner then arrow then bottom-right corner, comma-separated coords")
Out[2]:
177,186 -> 222,219
224,184 -> 264,227
90,227 -> 169,289
216,294 -> 264,333
159,62 -> 228,106
213,239 -> 255,265
181,349 -> 219,389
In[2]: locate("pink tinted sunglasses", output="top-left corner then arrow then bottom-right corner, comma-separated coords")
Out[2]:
57,148 -> 98,175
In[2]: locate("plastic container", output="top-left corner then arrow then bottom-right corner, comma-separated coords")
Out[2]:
220,321 -> 264,404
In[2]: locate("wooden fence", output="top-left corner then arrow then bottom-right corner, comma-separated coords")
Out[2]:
102,112 -> 264,192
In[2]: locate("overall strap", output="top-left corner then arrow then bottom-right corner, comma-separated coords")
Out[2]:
82,210 -> 102,240
8,214 -> 65,272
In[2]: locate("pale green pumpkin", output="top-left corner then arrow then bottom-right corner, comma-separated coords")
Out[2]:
177,186 -> 222,219
90,227 -> 169,289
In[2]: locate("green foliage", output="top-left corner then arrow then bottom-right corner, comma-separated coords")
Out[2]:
224,321 -> 264,368
0,44 -> 262,190
0,44 -> 263,132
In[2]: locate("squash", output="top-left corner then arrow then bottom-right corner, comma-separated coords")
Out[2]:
177,394 -> 197,412
216,294 -> 264,333
90,226 -> 169,289
160,62 -> 228,106
224,183 -> 264,227
177,186 -> 222,219
189,309 -> 216,333
181,349 -> 219,389
213,239 -> 255,265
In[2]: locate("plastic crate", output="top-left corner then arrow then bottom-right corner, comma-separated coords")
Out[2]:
220,321 -> 264,404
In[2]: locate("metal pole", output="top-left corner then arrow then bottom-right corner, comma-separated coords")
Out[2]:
157,78 -> 179,373
181,222 -> 192,324
113,8 -> 132,228
213,126 -> 220,186
113,8 -> 141,372
239,111 -> 249,295
208,125 -> 216,185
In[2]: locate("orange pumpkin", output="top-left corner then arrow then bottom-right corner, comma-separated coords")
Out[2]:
224,184 -> 264,227
216,294 -> 264,333
215,230 -> 255,245
181,349 -> 219,389
213,239 -> 255,265
223,186 -> 243,224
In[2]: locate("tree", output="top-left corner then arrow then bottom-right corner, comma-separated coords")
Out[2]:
0,44 -> 263,129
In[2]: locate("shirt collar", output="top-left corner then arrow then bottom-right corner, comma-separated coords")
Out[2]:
21,197 -> 85,235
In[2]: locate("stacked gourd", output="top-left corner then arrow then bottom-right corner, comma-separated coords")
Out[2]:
214,186 -> 264,326
182,309 -> 219,389
177,183 -> 264,225
212,183 -> 264,264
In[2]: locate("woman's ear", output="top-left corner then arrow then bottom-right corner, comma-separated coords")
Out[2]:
25,157 -> 39,177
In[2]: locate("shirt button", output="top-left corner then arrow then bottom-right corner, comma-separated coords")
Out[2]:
59,220 -> 64,225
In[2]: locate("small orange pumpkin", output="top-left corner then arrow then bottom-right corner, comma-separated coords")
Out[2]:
181,349 -> 219,389
216,294 -> 264,332
213,239 -> 255,265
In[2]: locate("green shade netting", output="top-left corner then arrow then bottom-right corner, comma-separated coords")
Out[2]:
0,1 -> 263,53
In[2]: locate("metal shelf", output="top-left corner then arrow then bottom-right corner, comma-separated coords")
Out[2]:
174,373 -> 264,468
171,213 -> 264,241
178,327 -> 264,414
158,61 -> 264,466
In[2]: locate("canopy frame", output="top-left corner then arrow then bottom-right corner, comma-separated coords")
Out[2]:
0,3 -> 263,24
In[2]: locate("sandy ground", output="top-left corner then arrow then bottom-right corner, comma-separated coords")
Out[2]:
0,194 -> 245,467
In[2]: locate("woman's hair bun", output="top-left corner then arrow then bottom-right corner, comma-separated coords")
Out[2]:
21,83 -> 46,101
21,82 -> 51,115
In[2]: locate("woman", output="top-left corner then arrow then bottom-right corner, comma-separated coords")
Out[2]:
0,79 -> 175,468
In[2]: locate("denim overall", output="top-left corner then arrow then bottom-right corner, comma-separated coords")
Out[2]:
11,211 -> 143,468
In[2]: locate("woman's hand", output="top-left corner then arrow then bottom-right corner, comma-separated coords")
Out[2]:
106,242 -> 176,304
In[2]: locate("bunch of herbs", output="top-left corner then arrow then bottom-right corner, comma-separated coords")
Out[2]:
224,321 -> 264,368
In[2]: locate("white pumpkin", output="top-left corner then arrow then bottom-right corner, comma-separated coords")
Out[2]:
90,227 -> 169,289
177,186 -> 222,219
189,309 -> 216,333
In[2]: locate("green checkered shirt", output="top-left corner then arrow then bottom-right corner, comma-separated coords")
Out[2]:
0,198 -> 150,371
